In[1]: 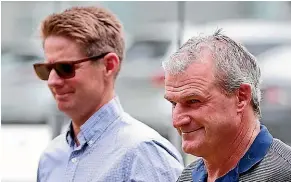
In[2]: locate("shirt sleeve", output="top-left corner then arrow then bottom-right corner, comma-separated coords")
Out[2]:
126,140 -> 184,182
37,156 -> 43,182
37,152 -> 48,182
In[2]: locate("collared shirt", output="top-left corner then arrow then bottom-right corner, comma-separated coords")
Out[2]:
37,97 -> 184,182
192,124 -> 273,182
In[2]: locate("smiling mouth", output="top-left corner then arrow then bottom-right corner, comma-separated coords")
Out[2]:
55,92 -> 73,100
55,93 -> 70,97
56,93 -> 70,96
54,91 -> 74,95
181,127 -> 203,134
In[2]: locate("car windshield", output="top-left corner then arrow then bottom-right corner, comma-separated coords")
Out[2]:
126,40 -> 171,61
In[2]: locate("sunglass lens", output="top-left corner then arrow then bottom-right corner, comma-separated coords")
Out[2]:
34,64 -> 51,80
55,63 -> 75,79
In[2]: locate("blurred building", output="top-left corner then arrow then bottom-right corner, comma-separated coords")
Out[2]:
2,1 -> 291,48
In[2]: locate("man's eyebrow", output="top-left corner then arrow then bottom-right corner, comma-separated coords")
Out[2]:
164,92 -> 200,101
181,93 -> 200,99
46,56 -> 84,63
179,93 -> 202,102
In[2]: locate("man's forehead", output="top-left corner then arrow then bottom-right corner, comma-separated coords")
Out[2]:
164,71 -> 187,85
44,36 -> 83,58
164,61 -> 215,96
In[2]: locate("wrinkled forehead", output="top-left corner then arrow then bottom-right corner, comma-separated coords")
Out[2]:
164,61 -> 218,102
164,71 -> 186,86
164,59 -> 215,87
164,70 -> 215,102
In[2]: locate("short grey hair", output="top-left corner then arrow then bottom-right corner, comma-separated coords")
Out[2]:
162,29 -> 262,117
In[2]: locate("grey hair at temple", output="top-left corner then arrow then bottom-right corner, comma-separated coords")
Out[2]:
162,29 -> 262,117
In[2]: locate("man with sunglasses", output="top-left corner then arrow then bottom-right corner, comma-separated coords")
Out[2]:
35,6 -> 183,182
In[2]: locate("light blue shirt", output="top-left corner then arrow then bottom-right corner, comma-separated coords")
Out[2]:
37,97 -> 184,182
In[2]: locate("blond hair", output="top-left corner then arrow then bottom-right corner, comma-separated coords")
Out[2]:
41,6 -> 125,66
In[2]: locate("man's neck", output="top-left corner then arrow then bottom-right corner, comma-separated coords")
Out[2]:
70,90 -> 115,146
204,118 -> 260,181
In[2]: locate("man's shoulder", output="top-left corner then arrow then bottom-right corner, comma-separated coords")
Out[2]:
116,112 -> 183,162
266,138 -> 291,171
241,138 -> 291,181
118,112 -> 170,145
39,133 -> 68,161
269,138 -> 291,160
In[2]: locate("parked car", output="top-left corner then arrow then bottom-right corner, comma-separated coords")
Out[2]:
258,46 -> 291,145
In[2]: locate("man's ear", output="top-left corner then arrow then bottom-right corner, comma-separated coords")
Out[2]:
236,83 -> 252,114
103,53 -> 120,78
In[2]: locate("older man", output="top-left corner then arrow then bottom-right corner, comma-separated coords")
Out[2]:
34,6 -> 183,182
162,30 -> 291,182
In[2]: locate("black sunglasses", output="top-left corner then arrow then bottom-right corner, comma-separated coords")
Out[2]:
33,52 -> 109,80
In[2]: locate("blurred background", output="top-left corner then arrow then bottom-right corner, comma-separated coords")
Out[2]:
1,1 -> 291,182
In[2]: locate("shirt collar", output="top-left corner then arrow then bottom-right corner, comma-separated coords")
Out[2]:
65,123 -> 74,147
65,96 -> 123,148
192,124 -> 273,182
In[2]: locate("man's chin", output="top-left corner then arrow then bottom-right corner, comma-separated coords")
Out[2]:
182,142 -> 205,156
57,102 -> 72,112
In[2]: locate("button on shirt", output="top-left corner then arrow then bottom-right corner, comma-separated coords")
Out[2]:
192,124 -> 273,182
37,97 -> 184,182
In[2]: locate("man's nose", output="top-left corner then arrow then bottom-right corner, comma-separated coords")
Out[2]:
172,104 -> 191,128
173,115 -> 191,128
48,69 -> 64,87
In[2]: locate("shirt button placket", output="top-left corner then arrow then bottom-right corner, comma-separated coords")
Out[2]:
88,140 -> 93,146
71,157 -> 78,163
66,152 -> 80,182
